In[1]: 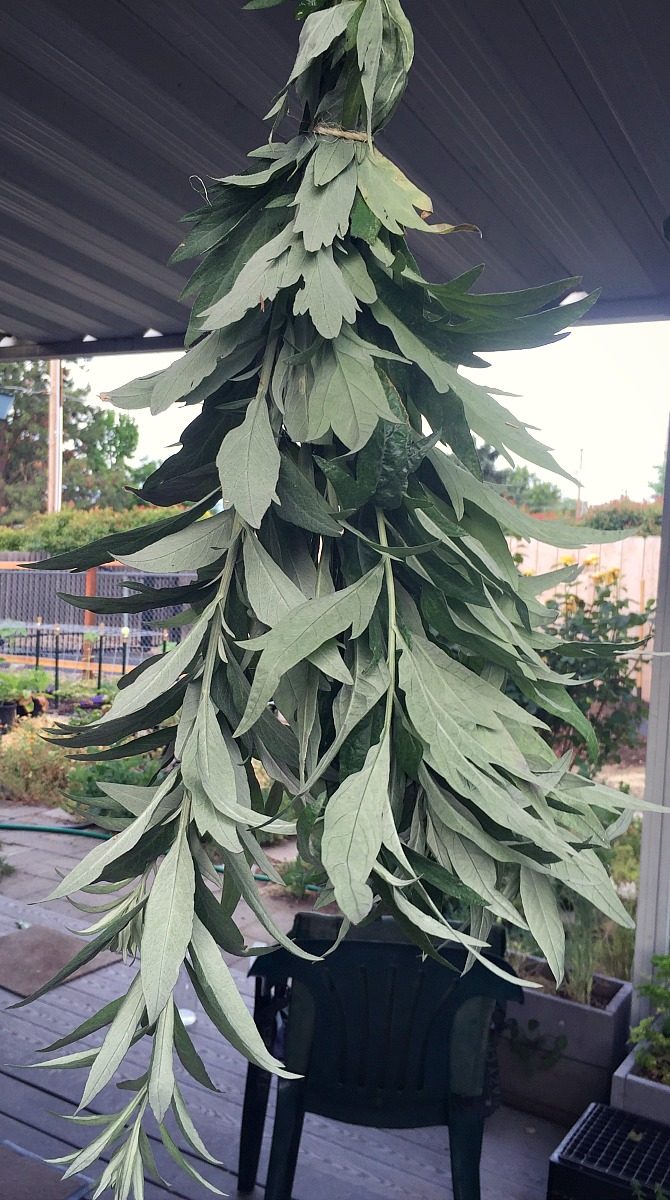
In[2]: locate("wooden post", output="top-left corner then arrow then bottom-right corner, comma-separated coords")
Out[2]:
633,421 -> 670,1012
82,566 -> 97,679
97,624 -> 105,691
47,359 -> 63,514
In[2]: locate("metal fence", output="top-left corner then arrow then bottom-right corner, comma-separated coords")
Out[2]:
0,560 -> 191,631
0,622 -> 172,689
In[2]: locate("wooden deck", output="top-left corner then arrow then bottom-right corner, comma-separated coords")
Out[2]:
0,817 -> 566,1199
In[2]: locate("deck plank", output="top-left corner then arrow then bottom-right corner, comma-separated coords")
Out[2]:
0,870 -> 562,1199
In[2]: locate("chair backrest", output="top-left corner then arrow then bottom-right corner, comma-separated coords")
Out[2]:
249,914 -> 521,1129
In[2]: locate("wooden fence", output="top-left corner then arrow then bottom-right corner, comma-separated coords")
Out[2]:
509,535 -> 660,701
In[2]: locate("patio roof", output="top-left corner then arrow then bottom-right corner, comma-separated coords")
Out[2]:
0,0 -> 669,359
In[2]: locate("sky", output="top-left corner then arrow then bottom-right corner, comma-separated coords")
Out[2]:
72,319 -> 669,508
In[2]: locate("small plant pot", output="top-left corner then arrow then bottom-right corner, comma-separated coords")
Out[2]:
0,700 -> 18,731
497,956 -> 632,1124
611,1048 -> 670,1126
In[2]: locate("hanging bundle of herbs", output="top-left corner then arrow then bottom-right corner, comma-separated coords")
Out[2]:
26,0 -> 644,1193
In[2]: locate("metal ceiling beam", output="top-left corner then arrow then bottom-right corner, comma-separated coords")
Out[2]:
0,333 -> 186,361
0,0 -> 669,348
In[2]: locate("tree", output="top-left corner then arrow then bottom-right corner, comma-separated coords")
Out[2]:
477,444 -> 570,512
501,465 -> 570,513
33,3 -> 637,1191
650,457 -> 666,499
0,360 -> 146,519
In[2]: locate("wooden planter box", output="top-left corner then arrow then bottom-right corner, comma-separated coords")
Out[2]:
498,958 -> 632,1125
611,1048 -> 670,1126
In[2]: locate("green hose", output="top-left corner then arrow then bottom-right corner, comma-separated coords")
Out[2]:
0,821 -> 322,892
0,821 -> 107,839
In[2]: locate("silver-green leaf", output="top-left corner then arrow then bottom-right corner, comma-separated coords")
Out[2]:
322,732 -> 390,922
217,393 -> 280,528
141,828 -> 195,1023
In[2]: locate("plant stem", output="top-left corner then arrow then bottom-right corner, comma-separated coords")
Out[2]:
376,509 -> 397,736
201,517 -> 242,694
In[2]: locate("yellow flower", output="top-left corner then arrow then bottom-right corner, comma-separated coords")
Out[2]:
563,595 -> 578,615
522,568 -> 535,576
558,554 -> 577,566
592,567 -> 621,586
582,554 -> 599,567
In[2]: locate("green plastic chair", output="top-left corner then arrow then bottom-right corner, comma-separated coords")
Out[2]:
237,914 -> 521,1200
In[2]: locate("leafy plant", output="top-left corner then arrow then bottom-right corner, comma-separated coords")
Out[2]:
596,912 -> 636,982
0,672 -> 22,704
277,855 -> 323,898
631,955 -> 670,1087
580,497 -> 662,536
64,754 -> 159,822
0,721 -> 71,805
27,2 -> 643,1193
0,505 -> 183,553
0,669 -> 49,704
509,580 -> 653,773
501,465 -> 572,514
649,458 -> 666,500
12,668 -> 50,693
0,359 -> 155,521
632,1184 -> 670,1200
0,709 -> 156,813
562,895 -> 599,1005
0,668 -> 52,711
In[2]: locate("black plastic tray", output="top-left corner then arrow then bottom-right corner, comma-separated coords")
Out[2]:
547,1102 -> 670,1199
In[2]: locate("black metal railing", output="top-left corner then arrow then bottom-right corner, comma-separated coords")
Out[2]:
0,622 -> 175,690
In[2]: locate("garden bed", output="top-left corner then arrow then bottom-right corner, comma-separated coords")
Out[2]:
611,1049 -> 670,1126
498,956 -> 632,1124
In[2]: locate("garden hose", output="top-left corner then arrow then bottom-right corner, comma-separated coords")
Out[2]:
0,821 -> 323,891
0,821 -> 107,839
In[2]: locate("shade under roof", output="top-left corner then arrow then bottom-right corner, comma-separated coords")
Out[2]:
1,0 -> 669,359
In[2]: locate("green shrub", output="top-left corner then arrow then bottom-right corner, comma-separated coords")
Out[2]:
0,528 -> 23,550
0,712 -> 155,812
631,955 -> 670,1085
0,506 -> 183,554
277,857 -> 323,899
508,581 -> 653,772
0,721 -> 71,805
0,669 -> 52,705
64,754 -> 157,820
0,673 -> 22,703
580,497 -> 662,535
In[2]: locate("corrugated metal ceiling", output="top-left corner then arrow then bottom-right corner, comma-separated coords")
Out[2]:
0,0 -> 668,356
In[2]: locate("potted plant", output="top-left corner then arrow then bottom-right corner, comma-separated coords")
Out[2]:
0,671 -> 21,730
611,954 -> 670,1125
499,896 -> 633,1123
10,667 -> 51,717
23,2 -> 641,1191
